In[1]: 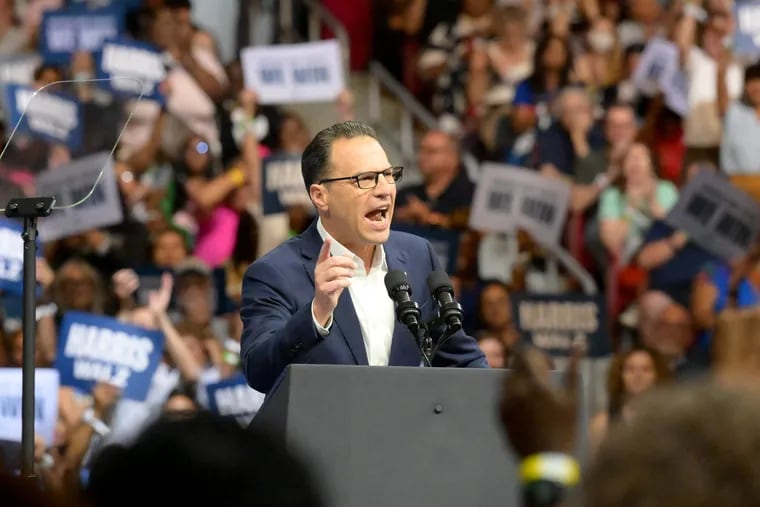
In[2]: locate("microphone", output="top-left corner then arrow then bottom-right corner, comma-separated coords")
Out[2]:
384,270 -> 422,333
426,270 -> 464,333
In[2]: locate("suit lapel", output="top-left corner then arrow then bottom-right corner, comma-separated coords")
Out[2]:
386,235 -> 423,366
332,291 -> 369,365
300,220 -> 369,365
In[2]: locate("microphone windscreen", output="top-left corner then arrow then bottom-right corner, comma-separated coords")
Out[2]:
426,270 -> 453,294
384,270 -> 409,296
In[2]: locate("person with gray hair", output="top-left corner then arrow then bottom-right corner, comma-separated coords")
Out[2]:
535,86 -> 606,180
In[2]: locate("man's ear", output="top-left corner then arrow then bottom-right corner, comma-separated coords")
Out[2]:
309,183 -> 328,213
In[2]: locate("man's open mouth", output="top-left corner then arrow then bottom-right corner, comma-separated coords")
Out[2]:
365,206 -> 389,222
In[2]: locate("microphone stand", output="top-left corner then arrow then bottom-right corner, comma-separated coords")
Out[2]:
415,324 -> 433,367
4,196 -> 55,479
419,320 -> 460,365
414,317 -> 463,368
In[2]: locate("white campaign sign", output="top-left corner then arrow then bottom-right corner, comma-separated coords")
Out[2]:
0,368 -> 59,445
240,39 -> 344,104
633,37 -> 679,95
0,221 -> 23,290
0,53 -> 41,86
632,37 -> 688,116
469,163 -> 571,246
735,1 -> 760,57
36,151 -> 123,242
665,171 -> 760,261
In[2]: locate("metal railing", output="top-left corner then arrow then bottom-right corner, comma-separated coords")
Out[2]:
278,0 -> 350,77
367,61 -> 439,165
276,0 -> 433,164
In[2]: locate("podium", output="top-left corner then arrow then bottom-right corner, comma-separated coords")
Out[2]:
252,365 -> 586,507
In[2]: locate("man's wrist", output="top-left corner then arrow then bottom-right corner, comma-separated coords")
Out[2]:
311,300 -> 333,335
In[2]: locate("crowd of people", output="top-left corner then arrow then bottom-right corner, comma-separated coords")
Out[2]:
366,0 -> 760,378
1,0 -> 760,504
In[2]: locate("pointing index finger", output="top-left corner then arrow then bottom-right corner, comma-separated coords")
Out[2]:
318,237 -> 332,263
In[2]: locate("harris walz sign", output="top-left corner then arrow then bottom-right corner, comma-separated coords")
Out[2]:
511,293 -> 610,358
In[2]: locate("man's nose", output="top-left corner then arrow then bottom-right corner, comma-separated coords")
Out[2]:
373,174 -> 394,196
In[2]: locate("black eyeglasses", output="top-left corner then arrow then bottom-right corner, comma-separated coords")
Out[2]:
319,166 -> 403,189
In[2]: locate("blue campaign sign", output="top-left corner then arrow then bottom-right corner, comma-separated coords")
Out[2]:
206,374 -> 265,426
39,4 -> 125,64
261,152 -> 311,215
96,38 -> 167,105
0,219 -> 42,297
734,1 -> 760,58
3,84 -> 84,151
68,0 -> 142,10
0,368 -> 59,445
0,219 -> 23,296
511,293 -> 610,358
55,311 -> 165,400
390,223 -> 461,275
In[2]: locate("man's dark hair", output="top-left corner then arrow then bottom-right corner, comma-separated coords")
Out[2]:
585,382 -> 760,507
301,121 -> 378,190
86,412 -> 323,507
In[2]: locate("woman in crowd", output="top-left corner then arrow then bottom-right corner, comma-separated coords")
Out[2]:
477,280 -> 520,360
51,259 -> 108,324
467,4 -> 535,119
512,34 -> 573,131
588,346 -> 670,452
598,143 -> 679,264
575,16 -> 623,106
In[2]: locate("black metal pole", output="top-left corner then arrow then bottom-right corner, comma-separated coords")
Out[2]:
21,215 -> 37,479
5,197 -> 54,480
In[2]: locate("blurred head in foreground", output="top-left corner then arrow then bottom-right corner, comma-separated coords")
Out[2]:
585,382 -> 760,507
86,412 -> 323,507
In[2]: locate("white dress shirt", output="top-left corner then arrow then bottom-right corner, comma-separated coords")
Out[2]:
311,219 -> 396,366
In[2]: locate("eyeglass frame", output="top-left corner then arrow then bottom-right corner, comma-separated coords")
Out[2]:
318,166 -> 404,189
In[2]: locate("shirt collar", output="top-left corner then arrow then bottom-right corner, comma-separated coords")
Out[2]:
316,217 -> 387,273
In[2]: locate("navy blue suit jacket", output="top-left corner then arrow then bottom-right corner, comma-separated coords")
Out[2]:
240,220 -> 487,394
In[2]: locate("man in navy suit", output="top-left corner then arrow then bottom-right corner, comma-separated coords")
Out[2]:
240,121 -> 487,394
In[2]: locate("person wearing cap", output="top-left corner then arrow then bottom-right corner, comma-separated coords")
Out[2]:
239,121 -> 486,395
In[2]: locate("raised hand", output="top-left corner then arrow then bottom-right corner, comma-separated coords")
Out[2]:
312,238 -> 356,327
112,268 -> 140,301
238,89 -> 258,117
92,382 -> 121,419
147,272 -> 174,317
36,258 -> 55,291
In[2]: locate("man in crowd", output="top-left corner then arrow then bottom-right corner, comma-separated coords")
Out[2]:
240,121 -> 486,394
394,129 -> 474,230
